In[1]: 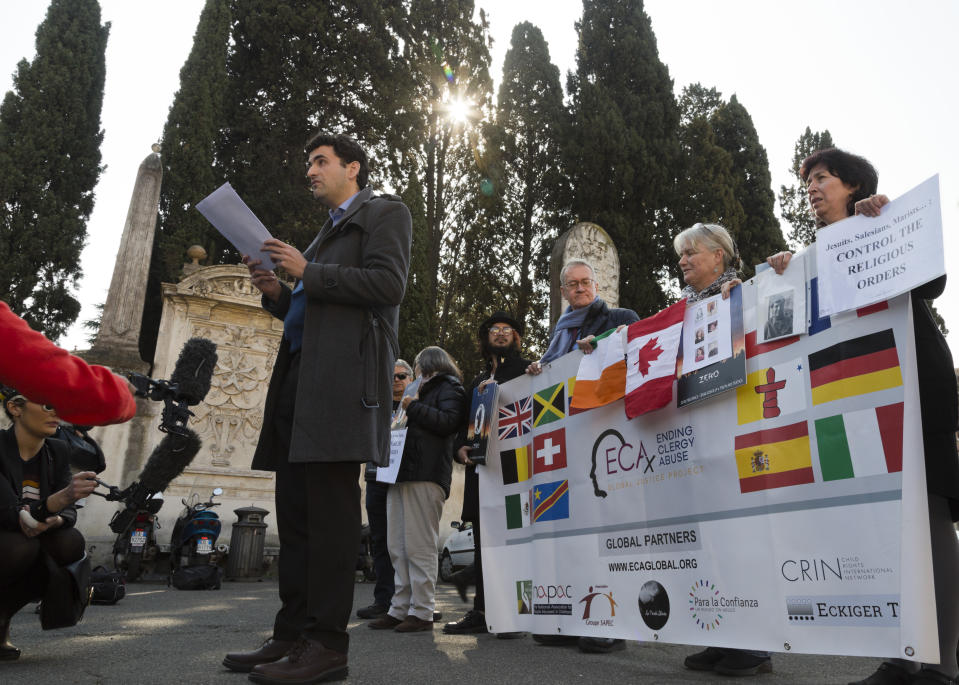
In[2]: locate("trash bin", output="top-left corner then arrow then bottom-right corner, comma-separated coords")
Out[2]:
226,506 -> 269,581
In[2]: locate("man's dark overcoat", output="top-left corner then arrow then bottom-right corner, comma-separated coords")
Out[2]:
252,187 -> 412,469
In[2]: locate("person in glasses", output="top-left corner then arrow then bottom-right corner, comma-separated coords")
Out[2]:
0,388 -> 98,660
444,312 -> 532,636
368,347 -> 465,633
672,223 -> 773,677
675,222 -> 743,304
357,359 -> 414,621
527,259 -> 639,373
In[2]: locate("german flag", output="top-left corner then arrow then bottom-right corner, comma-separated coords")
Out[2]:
807,329 -> 902,406
734,421 -> 814,493
500,445 -> 531,485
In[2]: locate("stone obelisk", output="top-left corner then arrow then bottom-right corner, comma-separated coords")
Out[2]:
85,146 -> 162,373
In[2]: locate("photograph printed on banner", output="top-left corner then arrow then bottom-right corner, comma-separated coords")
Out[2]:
755,252 -> 806,343
677,285 -> 746,407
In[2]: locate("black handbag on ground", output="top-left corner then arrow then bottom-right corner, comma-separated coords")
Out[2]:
90,565 -> 126,605
171,563 -> 222,590
40,552 -> 92,630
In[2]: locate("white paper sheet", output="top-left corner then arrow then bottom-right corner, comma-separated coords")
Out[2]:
756,252 -> 806,343
681,292 -> 732,373
195,182 -> 276,270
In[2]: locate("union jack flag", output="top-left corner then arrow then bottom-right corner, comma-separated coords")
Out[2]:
498,396 -> 532,440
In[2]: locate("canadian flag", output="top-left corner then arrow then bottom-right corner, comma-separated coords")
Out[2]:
624,299 -> 686,419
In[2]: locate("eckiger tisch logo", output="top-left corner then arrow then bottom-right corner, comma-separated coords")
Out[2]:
579,584 -> 616,626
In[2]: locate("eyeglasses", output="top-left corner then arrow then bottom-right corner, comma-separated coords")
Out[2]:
489,326 -> 513,335
393,373 -> 409,380
562,278 -> 595,290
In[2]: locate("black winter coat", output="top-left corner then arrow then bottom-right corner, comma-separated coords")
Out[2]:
0,428 -> 77,532
911,276 -> 959,519
458,350 -> 532,522
398,374 -> 466,498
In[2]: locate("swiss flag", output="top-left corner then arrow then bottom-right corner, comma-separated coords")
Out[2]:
532,427 -> 567,474
624,299 -> 686,419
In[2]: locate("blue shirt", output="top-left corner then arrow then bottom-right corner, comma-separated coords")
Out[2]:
283,191 -> 361,353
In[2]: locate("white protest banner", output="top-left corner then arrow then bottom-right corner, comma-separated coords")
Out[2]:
479,253 -> 936,660
815,175 -> 943,316
376,429 -> 406,484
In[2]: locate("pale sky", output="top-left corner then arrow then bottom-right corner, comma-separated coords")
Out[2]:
2,1 -> 958,359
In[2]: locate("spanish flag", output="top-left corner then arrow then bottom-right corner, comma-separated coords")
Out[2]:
807,329 -> 902,406
734,421 -> 814,493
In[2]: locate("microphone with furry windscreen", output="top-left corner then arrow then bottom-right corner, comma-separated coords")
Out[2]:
128,337 -> 218,433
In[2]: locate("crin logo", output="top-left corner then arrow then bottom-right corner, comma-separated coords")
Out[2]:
579,584 -> 616,626
516,579 -> 532,615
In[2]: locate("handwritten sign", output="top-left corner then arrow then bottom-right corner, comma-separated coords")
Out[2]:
816,175 -> 943,316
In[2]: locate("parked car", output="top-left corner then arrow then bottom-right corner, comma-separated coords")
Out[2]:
440,520 -> 475,582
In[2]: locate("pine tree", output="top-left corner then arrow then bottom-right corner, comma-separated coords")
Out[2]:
564,0 -> 681,317
779,126 -> 834,248
141,0 -> 230,362
0,0 -> 109,340
490,21 -> 567,344
711,94 -> 786,275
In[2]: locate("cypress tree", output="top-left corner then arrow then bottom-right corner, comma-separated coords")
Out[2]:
491,21 -> 568,345
564,0 -> 680,317
711,94 -> 787,275
0,0 -> 109,340
779,126 -> 834,248
141,0 -> 231,362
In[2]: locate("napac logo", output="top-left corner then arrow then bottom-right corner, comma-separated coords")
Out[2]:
533,583 -> 574,616
689,579 -> 759,631
580,584 -> 616,627
589,428 -> 702,499
785,594 -> 900,627
516,579 -> 532,615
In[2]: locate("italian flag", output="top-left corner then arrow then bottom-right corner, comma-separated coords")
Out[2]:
569,328 -> 627,410
814,402 -> 903,480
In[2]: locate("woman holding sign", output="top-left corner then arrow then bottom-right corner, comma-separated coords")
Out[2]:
368,347 -> 465,633
673,223 -> 776,677
768,148 -> 959,685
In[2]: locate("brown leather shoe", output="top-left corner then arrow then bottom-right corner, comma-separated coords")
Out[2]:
368,614 -> 403,630
222,637 -> 294,673
248,638 -> 347,684
394,615 -> 433,632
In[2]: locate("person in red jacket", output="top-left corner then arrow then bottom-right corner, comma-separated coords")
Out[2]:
0,302 -> 135,426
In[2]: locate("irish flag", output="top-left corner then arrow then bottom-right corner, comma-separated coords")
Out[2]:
570,328 -> 627,410
624,299 -> 686,419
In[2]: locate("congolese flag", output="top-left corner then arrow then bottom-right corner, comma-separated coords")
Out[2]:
500,445 -> 531,485
808,329 -> 902,406
532,479 -> 570,523
815,402 -> 903,480
734,421 -> 814,493
570,329 -> 627,410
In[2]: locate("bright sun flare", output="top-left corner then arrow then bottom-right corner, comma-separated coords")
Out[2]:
446,97 -> 475,124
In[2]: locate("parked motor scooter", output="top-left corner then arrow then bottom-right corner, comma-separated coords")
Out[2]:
169,487 -> 224,572
110,493 -> 164,581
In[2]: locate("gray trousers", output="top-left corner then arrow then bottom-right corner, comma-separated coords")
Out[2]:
386,481 -> 445,622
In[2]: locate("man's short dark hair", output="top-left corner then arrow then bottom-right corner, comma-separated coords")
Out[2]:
305,132 -> 369,189
800,148 -> 878,222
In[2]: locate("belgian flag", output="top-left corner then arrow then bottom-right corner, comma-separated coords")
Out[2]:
500,446 -> 531,485
807,329 -> 902,406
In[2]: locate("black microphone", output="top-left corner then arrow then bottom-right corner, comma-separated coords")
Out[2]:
169,337 -> 218,406
138,428 -> 202,494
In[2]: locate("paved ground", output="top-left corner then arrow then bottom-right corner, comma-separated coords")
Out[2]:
1,577 -> 883,684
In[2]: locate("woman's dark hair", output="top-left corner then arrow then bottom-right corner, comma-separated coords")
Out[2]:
414,346 -> 462,381
800,148 -> 878,222
3,394 -> 25,421
304,132 -> 369,189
